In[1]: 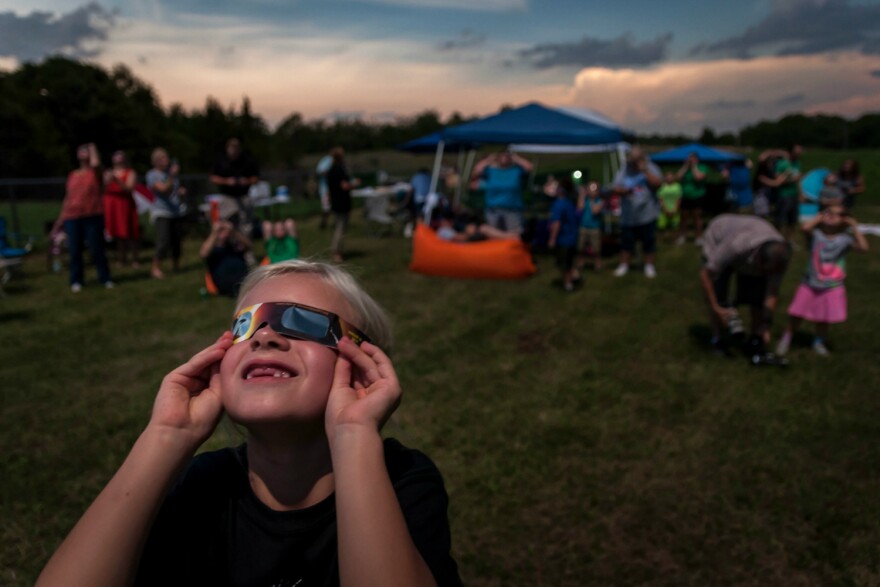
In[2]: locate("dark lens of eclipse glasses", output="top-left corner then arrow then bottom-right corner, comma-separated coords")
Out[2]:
281,306 -> 331,339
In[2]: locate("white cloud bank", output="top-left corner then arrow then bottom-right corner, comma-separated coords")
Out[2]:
563,52 -> 880,134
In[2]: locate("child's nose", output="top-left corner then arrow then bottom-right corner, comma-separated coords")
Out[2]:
249,325 -> 291,350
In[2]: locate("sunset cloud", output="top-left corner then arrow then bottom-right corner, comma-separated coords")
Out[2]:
5,0 -> 879,135
564,52 -> 880,133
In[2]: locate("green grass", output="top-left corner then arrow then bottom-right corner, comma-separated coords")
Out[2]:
3,152 -> 880,586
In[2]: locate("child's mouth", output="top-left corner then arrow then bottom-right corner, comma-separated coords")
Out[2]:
243,364 -> 296,380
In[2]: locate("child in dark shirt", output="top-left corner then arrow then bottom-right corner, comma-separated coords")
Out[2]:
38,260 -> 461,587
200,219 -> 251,297
547,176 -> 581,291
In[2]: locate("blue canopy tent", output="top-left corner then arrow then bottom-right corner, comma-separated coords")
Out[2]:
650,142 -> 746,165
428,102 -> 629,195
442,103 -> 624,145
398,132 -> 478,154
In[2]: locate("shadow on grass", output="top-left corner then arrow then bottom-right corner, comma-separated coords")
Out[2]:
687,323 -> 714,350
108,271 -> 153,286
0,310 -> 32,323
1,282 -> 34,295
338,250 -> 367,262
686,322 -> 752,359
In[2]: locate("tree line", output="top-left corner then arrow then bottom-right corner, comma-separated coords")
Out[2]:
0,56 -> 876,178
0,57 -> 462,178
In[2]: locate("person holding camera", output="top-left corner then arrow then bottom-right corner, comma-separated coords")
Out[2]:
699,214 -> 792,361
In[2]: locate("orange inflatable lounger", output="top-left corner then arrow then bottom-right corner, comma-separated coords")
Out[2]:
409,223 -> 536,279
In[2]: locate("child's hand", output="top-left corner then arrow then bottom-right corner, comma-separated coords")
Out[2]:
325,338 -> 401,446
149,332 -> 232,448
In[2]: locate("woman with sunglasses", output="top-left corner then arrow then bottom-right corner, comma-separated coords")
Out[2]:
37,260 -> 462,587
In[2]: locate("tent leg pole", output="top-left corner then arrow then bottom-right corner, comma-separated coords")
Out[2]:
458,149 -> 476,209
429,141 -> 445,196
427,140 -> 446,222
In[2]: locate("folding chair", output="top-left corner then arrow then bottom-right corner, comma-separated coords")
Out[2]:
0,217 -> 30,296
362,194 -> 395,237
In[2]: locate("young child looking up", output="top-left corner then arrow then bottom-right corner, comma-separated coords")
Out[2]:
200,219 -> 251,297
657,172 -> 682,233
37,260 -> 462,587
262,218 -> 301,264
576,181 -> 605,271
776,205 -> 869,357
547,175 -> 581,291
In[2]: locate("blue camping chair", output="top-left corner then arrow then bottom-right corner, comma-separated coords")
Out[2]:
0,217 -> 31,295
0,217 -> 30,257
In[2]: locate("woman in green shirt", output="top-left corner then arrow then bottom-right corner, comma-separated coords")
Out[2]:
676,153 -> 708,245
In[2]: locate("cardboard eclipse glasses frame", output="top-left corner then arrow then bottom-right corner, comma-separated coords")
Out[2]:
231,302 -> 370,348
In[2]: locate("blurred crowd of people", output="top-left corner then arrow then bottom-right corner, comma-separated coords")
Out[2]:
50,138 -> 870,360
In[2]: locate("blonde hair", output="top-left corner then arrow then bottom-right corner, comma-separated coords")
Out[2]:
150,147 -> 168,167
236,260 -> 393,352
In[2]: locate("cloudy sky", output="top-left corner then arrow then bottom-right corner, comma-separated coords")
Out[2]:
1,0 -> 879,134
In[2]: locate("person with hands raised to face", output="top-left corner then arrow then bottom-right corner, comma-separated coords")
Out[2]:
611,147 -> 662,278
675,152 -> 708,245
38,260 -> 461,587
775,205 -> 869,357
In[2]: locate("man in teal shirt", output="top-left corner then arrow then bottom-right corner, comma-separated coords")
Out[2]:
471,150 -> 533,234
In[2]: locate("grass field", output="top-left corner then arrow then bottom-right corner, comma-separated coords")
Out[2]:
3,150 -> 880,586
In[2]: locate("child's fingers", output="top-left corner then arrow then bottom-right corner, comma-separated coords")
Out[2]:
332,354 -> 353,389
357,341 -> 399,382
338,339 -> 382,386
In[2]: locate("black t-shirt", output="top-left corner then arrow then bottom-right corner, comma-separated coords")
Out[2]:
135,438 -> 462,587
326,164 -> 352,214
206,243 -> 248,297
212,155 -> 260,198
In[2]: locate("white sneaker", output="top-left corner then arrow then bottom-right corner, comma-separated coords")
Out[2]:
644,264 -> 657,278
812,340 -> 830,356
695,237 -> 704,246
675,235 -> 686,246
71,283 -> 82,293
613,264 -> 629,277
104,281 -> 115,289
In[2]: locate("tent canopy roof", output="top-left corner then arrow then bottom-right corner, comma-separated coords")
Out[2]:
441,102 -> 625,146
650,142 -> 746,164
397,132 -> 478,153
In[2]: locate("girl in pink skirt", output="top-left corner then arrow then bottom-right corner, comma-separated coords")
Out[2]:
776,204 -> 869,356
